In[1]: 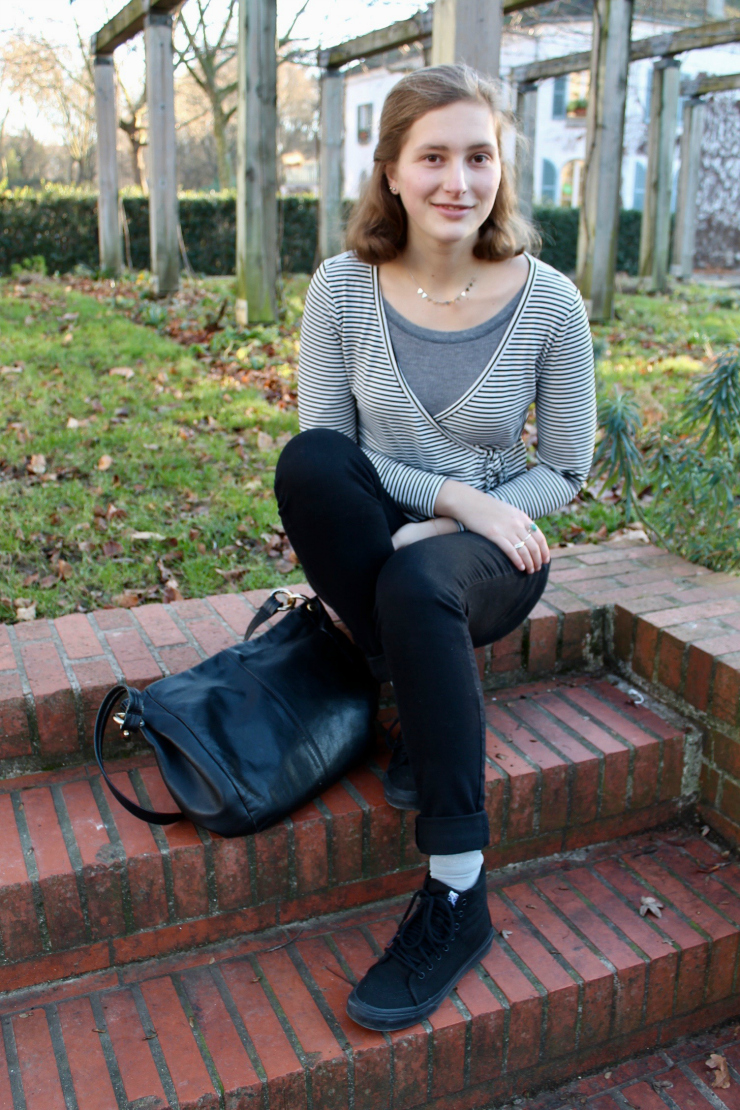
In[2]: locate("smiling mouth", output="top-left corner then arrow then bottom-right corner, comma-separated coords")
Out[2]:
432,203 -> 473,210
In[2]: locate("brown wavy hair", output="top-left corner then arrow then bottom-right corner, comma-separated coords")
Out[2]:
345,63 -> 540,265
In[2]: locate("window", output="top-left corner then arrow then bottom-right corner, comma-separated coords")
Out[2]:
560,159 -> 584,207
357,103 -> 373,145
541,159 -> 557,203
552,76 -> 567,119
566,72 -> 589,119
633,161 -> 646,211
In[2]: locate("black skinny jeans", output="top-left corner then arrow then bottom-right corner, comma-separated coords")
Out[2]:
274,428 -> 549,856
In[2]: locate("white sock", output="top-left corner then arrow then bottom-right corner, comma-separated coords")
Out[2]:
429,850 -> 484,892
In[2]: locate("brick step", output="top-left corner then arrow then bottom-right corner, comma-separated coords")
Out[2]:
0,826 -> 737,1110
0,674 -> 692,993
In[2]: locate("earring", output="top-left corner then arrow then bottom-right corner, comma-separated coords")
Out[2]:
389,184 -> 398,194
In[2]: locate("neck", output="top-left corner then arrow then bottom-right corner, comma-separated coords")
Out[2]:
401,228 -> 478,289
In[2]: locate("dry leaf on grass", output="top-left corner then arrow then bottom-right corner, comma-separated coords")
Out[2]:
97,455 -> 113,471
108,366 -> 135,380
39,575 -> 58,589
56,560 -> 74,581
130,531 -> 166,541
706,1054 -> 731,1089
257,431 -> 275,452
61,332 -> 73,346
113,591 -> 140,608
102,541 -> 124,558
27,454 -> 47,476
15,603 -> 37,621
22,573 -> 39,587
162,579 -> 183,603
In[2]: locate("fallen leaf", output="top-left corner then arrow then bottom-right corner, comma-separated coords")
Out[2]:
500,929 -> 513,939
39,575 -> 58,589
143,443 -> 161,451
97,455 -> 113,471
214,567 -> 246,580
15,603 -> 37,621
27,454 -> 47,476
108,366 -> 135,380
130,531 -> 167,541
66,416 -> 81,429
706,1054 -> 731,1090
701,825 -> 710,836
112,592 -> 140,608
275,558 -> 295,574
102,541 -> 124,558
162,579 -> 183,603
61,332 -> 73,346
257,431 -> 275,452
22,573 -> 39,587
0,365 -> 23,375
639,895 -> 664,918
60,312 -> 79,322
56,559 -> 73,581
653,1080 -> 673,1090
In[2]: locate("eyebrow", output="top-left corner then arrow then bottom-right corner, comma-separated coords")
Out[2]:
413,142 -> 496,154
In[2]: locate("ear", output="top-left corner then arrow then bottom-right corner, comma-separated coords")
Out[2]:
385,165 -> 398,194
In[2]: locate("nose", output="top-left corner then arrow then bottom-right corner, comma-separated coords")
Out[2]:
442,156 -> 467,195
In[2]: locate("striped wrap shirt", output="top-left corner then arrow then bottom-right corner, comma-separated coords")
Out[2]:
297,249 -> 597,523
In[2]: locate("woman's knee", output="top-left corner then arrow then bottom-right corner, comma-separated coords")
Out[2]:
274,428 -> 356,501
375,542 -> 457,616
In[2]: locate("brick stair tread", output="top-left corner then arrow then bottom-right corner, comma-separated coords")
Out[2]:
1,826 -> 738,1110
0,674 -> 691,992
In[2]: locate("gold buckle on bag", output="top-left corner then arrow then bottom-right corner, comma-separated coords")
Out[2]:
269,588 -> 308,611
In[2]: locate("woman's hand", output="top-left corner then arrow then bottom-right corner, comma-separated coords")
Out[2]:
391,517 -> 459,550
434,479 -> 550,573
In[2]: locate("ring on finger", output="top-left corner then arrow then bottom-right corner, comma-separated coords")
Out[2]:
527,522 -> 538,533
514,538 -> 530,550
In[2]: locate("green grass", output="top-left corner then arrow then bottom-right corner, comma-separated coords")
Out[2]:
2,272 -> 739,623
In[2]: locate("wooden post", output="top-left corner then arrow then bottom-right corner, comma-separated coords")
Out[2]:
638,58 -> 680,291
671,96 -> 705,279
144,12 -> 179,294
706,0 -> 725,17
576,0 -> 633,322
431,0 -> 503,79
235,0 -> 278,325
515,82 -> 538,220
93,55 -> 122,276
318,68 -> 344,262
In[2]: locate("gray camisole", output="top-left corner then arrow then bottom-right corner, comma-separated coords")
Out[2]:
382,286 -> 524,418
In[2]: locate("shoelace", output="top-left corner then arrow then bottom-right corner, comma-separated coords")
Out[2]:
381,715 -> 402,750
384,886 -> 459,978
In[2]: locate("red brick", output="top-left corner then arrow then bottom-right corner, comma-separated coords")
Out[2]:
722,777 -> 740,827
320,781 -> 363,884
487,705 -> 569,832
527,603 -> 558,673
21,786 -> 87,949
296,934 -> 391,1110
684,644 -> 715,712
100,772 -> 168,931
566,867 -> 677,1026
20,640 -> 78,757
504,880 -> 613,1046
345,765 -> 402,876
0,1049 -> 13,1108
0,943 -> 110,994
692,630 -> 740,657
711,731 -> 740,779
535,872 -> 646,1035
292,800 -> 329,894
562,688 -> 660,810
632,617 -> 659,681
490,626 -> 524,673
657,627 -> 686,693
427,995 -> 467,1099
0,625 -> 16,671
256,946 -> 347,1110
483,762 -> 505,846
487,891 -> 578,1060
479,934 -> 543,1071
594,858 -> 707,1015
54,612 -> 104,660
14,619 -> 53,642
484,726 -> 538,841
646,597 -> 740,628
94,609 -> 133,630
105,628 -> 162,688
208,593 -> 254,636
621,1079 -> 679,1110
506,699 -> 600,826
72,657 -> 117,744
171,599 -> 212,619
613,605 -> 635,661
455,969 -> 504,1085
711,653 -> 740,726
133,603 -> 188,647
210,834 -> 250,911
12,1007 -> 66,1110
101,988 -> 168,1107
252,821 -> 292,902
551,561 -> 633,585
220,958 -> 307,1110
180,966 -> 262,1107
182,618 -> 236,657
0,670 -> 31,759
139,766 -> 208,919
112,903 -> 275,967
0,793 -> 40,960
61,778 -> 125,940
536,692 -> 629,818
159,644 -> 202,674
140,976 -> 218,1109
57,996 -> 118,1110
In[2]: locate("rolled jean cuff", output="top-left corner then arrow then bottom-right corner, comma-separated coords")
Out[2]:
415,810 -> 490,855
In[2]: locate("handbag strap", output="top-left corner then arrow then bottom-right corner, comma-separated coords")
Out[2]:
244,589 -> 314,641
94,685 -> 183,825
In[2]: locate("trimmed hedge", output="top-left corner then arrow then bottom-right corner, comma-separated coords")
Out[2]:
0,188 -> 644,278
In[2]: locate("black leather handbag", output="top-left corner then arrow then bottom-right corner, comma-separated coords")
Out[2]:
94,588 -> 378,836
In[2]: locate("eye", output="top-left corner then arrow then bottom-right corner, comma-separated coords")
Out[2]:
471,153 -> 492,165
425,154 -> 442,163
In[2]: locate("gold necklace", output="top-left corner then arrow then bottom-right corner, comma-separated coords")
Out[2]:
404,264 -> 476,306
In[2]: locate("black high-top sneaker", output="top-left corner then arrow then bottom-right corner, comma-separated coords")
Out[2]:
380,717 -> 420,810
346,864 -> 494,1031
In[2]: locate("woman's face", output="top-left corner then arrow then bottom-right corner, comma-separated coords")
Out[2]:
386,99 -> 501,249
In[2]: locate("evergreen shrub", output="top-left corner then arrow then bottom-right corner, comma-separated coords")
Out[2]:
0,186 -> 645,279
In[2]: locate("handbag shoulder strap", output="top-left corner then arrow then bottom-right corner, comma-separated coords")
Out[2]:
94,685 -> 183,825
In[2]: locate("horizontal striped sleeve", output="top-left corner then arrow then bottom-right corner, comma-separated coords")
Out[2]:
361,447 -> 448,520
298,264 -> 358,441
488,290 -> 596,519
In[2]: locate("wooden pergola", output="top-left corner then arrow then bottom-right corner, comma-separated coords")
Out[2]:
91,0 -> 740,323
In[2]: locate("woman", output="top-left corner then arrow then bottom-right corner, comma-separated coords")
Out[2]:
275,64 -> 596,1032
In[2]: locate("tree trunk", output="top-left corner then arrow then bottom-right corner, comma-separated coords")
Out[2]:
212,101 -> 232,189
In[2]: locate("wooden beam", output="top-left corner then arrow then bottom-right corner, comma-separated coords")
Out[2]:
145,11 -> 179,294
576,0 -> 634,322
91,0 -> 182,56
671,97 -> 705,279
681,70 -> 740,95
235,0 -> 278,324
94,56 -> 122,275
432,0 -> 503,78
638,58 -> 680,292
511,16 -> 740,83
318,69 -> 344,261
515,82 -> 538,219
